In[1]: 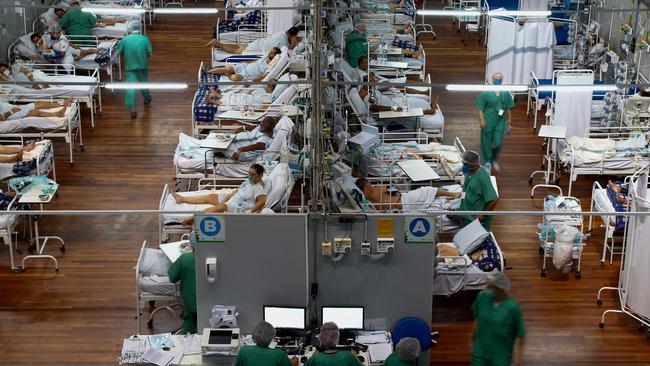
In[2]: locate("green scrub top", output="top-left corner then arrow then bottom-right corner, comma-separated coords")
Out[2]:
471,290 -> 526,366
475,90 -> 515,128
345,31 -> 369,68
383,353 -> 414,366
459,167 -> 498,230
234,345 -> 292,366
168,251 -> 197,314
117,33 -> 152,71
59,8 -> 97,37
304,351 -> 363,366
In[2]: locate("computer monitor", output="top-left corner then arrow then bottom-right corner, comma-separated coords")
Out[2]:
321,306 -> 364,330
263,306 -> 306,330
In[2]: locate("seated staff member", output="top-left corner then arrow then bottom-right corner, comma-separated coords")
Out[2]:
59,0 -> 123,39
458,150 -> 499,231
234,321 -> 299,366
168,241 -> 197,334
384,338 -> 420,366
0,100 -> 71,121
356,177 -> 460,212
170,163 -> 268,225
203,48 -> 280,81
305,322 -> 363,366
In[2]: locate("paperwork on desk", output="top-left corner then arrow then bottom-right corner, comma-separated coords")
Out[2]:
356,331 -> 388,344
178,334 -> 202,355
142,348 -> 175,366
368,343 -> 393,362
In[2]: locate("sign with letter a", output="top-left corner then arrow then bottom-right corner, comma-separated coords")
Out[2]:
405,217 -> 435,244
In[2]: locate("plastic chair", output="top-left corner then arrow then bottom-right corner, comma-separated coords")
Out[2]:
392,317 -> 439,357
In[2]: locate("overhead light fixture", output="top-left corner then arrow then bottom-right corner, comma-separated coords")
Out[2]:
537,85 -> 618,92
104,82 -> 188,90
82,7 -> 146,15
487,10 -> 552,17
417,9 -> 481,17
153,8 -> 218,14
446,84 -> 529,92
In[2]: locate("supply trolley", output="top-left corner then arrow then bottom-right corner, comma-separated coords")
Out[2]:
538,195 -> 586,279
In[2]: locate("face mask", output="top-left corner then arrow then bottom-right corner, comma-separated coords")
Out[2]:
492,79 -> 502,85
1,70 -> 9,77
248,177 -> 254,184
461,164 -> 471,174
361,32 -> 367,37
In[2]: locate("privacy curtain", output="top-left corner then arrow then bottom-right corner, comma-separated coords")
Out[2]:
486,17 -> 555,84
552,72 -> 593,139
520,0 -> 549,10
266,0 -> 295,35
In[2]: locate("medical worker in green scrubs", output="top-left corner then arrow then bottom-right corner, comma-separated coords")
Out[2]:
458,150 -> 499,231
305,322 -> 363,366
116,21 -> 152,118
168,245 -> 196,334
475,72 -> 515,173
471,272 -> 526,366
59,0 -> 97,38
384,338 -> 420,366
345,24 -> 378,68
234,321 -> 298,366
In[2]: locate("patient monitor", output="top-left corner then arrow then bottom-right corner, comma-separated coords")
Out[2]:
624,94 -> 650,126
201,328 -> 240,355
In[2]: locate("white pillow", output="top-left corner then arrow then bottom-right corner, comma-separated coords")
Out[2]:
140,248 -> 172,276
273,116 -> 295,134
453,219 -> 489,255
271,85 -> 297,105
264,163 -> 289,208
272,73 -> 293,101
349,88 -> 367,116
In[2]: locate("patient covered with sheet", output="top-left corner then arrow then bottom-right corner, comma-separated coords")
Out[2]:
0,100 -> 70,122
563,133 -> 650,164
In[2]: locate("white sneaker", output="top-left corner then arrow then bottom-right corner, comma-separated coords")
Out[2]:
492,161 -> 501,172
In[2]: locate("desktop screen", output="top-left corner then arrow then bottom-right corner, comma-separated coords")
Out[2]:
321,306 -> 364,330
263,306 -> 306,330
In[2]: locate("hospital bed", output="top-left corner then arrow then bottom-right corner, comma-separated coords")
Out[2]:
589,180 -> 629,267
202,46 -> 291,88
159,163 -> 294,242
1,63 -> 101,128
35,7 -> 142,40
0,97 -> 83,165
527,70 -> 610,129
434,232 -> 505,296
0,136 -> 55,182
175,116 -> 295,183
9,32 -> 122,83
344,82 -> 445,138
135,240 -> 182,332
559,126 -> 650,196
354,0 -> 417,26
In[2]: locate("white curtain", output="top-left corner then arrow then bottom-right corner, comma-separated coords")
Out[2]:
486,18 -> 555,84
266,0 -> 295,35
552,73 -> 593,139
520,0 -> 549,10
624,192 -> 650,320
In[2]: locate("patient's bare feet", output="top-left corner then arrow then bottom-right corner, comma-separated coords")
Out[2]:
170,191 -> 184,204
181,216 -> 194,226
23,142 -> 36,152
205,39 -> 217,48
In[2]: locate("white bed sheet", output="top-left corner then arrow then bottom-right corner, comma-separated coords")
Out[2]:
93,23 -> 129,39
6,75 -> 96,98
0,107 -> 70,134
433,267 -> 497,296
161,189 -> 235,225
593,188 -> 616,225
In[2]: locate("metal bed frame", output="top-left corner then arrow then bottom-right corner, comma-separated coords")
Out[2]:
0,95 -> 84,165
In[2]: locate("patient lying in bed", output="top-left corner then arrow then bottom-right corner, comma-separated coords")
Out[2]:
0,63 -> 51,89
170,163 -> 268,225
356,177 -> 460,212
203,48 -> 280,81
203,80 -> 275,107
0,100 -> 70,122
0,141 -> 37,163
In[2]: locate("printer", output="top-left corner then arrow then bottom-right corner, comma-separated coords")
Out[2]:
201,328 -> 241,355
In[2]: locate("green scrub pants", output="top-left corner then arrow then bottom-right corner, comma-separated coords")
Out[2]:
480,119 -> 505,164
124,69 -> 151,109
471,355 -> 509,366
181,309 -> 197,334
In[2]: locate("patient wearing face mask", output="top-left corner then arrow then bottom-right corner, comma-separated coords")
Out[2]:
170,163 -> 268,224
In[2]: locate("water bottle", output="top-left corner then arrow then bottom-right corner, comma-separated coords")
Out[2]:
402,93 -> 408,112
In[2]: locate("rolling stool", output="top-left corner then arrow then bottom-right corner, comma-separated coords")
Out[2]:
392,317 -> 438,364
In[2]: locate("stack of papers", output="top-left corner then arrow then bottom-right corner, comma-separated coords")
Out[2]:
142,348 -> 175,366
149,333 -> 174,350
178,334 -> 202,355
368,343 -> 393,362
356,331 -> 388,344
